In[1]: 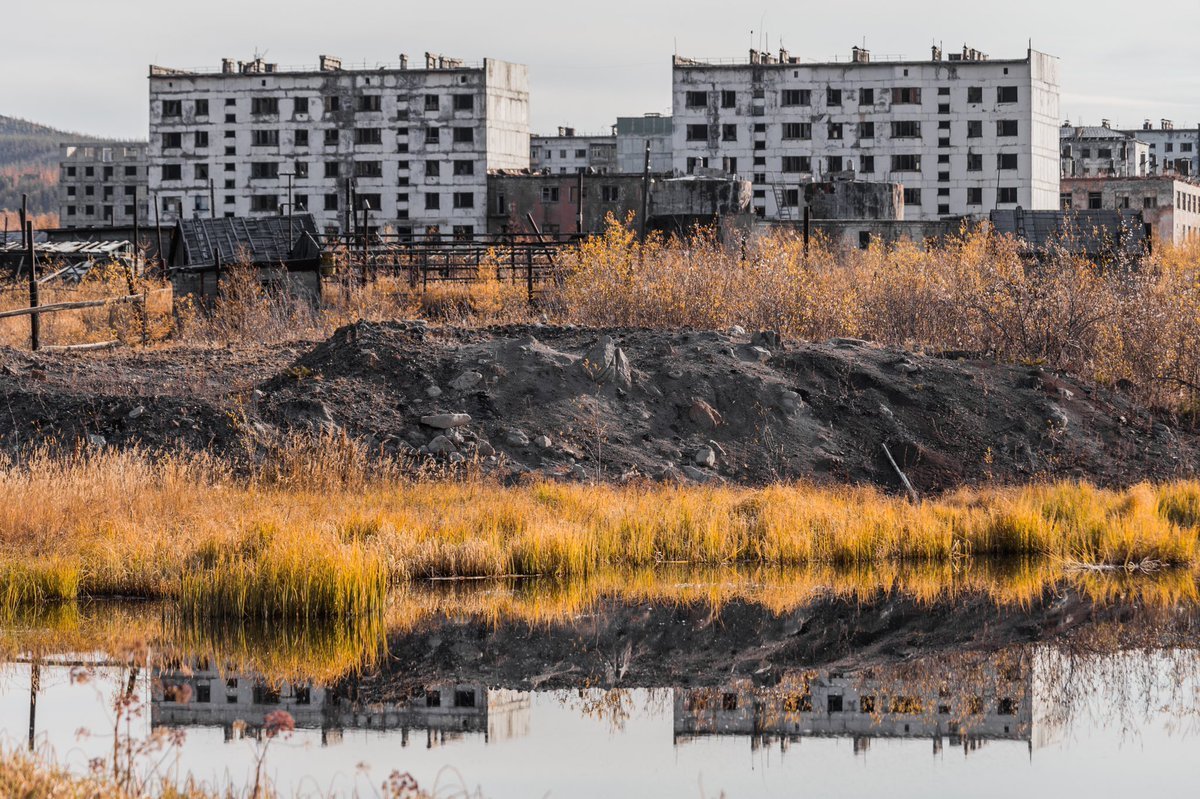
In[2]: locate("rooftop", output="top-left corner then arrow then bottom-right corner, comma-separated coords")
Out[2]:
149,53 -> 492,78
673,44 -> 1038,69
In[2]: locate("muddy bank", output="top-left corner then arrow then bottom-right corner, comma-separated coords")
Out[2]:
0,321 -> 1196,490
352,587 -> 1198,697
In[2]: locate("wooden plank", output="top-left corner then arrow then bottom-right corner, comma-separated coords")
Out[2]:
0,293 -> 142,321
41,340 -> 121,353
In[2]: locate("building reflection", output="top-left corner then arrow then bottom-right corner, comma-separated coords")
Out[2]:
151,659 -> 530,747
673,653 -> 1033,756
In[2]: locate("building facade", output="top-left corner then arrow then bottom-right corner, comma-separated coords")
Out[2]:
530,127 -> 617,173
58,141 -> 149,227
1117,120 -> 1199,177
147,53 -> 529,236
616,114 -> 675,174
1059,124 -> 1148,178
671,45 -> 1061,221
1060,175 -> 1200,244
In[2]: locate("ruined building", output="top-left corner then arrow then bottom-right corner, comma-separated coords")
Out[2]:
671,44 -> 1061,221
530,127 -> 617,173
1059,123 -> 1149,178
1116,120 -> 1199,177
58,141 -> 149,227
1060,175 -> 1200,244
147,54 -> 530,236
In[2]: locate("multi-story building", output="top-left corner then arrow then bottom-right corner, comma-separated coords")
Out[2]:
58,141 -> 149,227
147,53 -> 529,236
616,114 -> 675,174
1060,175 -> 1200,244
1117,120 -> 1199,177
671,44 -> 1061,221
1059,123 -> 1148,177
530,127 -> 617,173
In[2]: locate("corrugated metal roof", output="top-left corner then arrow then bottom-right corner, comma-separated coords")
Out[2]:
172,214 -> 319,266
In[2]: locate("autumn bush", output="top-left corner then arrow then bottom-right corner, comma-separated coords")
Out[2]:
550,221 -> 1200,418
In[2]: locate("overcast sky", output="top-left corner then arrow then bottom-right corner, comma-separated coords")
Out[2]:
3,0 -> 1197,139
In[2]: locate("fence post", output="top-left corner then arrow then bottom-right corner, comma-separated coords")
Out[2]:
526,245 -> 534,306
25,221 -> 39,352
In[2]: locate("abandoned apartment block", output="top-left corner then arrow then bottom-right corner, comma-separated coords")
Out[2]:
670,44 -> 1061,221
146,53 -> 530,236
58,141 -> 150,228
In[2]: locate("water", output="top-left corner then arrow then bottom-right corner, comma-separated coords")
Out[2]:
3,580 -> 1200,797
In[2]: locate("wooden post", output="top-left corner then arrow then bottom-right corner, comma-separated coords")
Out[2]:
208,179 -> 216,220
803,204 -> 811,259
28,659 -> 39,752
19,194 -> 27,254
576,170 -> 585,234
154,195 -> 165,274
639,141 -> 651,241
526,245 -> 534,306
25,221 -> 39,351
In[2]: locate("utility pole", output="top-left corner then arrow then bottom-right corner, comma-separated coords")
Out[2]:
639,140 -> 651,241
25,220 -> 39,351
576,169 -> 585,235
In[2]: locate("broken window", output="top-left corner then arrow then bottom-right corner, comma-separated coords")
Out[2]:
192,164 -> 208,181
967,120 -> 983,139
903,188 -> 922,205
967,86 -> 983,104
684,91 -> 708,108
859,88 -> 875,105
781,122 -> 811,140
601,185 -> 619,202
722,124 -> 738,142
324,96 -> 341,113
997,86 -> 1019,104
780,89 -> 811,107
324,129 -> 339,145
324,162 -> 340,178
453,94 -> 474,111
293,97 -> 308,114
252,129 -> 280,147
251,97 -> 279,115
249,195 -> 278,213
859,155 -> 875,173
162,132 -> 183,149
890,120 -> 921,139
781,155 -> 811,173
968,187 -> 983,205
355,128 -> 383,145
827,694 -> 844,713
891,87 -> 921,105
358,94 -> 382,113
425,127 -> 440,145
997,120 -> 1019,137
250,162 -> 278,179
858,121 -> 875,139
452,127 -> 474,144
826,87 -> 842,106
1088,191 -> 1103,209
160,164 -> 181,181
194,99 -> 209,116
541,186 -> 560,202
194,131 -> 209,148
452,160 -> 474,176
355,161 -> 383,178
891,154 -> 921,172
295,161 -> 309,178
324,193 -> 338,211
294,130 -> 309,147
998,186 -> 1018,204
161,100 -> 182,117
720,90 -> 736,108
424,95 -> 440,111
426,161 -> 440,177
452,191 -> 473,209
998,153 -> 1018,170
828,123 -> 844,140
827,155 -> 844,172
424,192 -> 440,210
685,124 -> 709,142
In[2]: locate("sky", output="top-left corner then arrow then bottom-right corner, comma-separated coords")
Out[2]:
2,0 -> 1197,139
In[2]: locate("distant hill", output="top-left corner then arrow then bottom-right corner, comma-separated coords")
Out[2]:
0,114 -> 112,220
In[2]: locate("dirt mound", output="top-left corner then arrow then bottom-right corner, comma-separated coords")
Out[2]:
0,321 -> 1195,491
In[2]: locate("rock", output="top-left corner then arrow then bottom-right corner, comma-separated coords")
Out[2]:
578,336 -> 633,389
728,325 -> 747,337
477,441 -> 496,457
127,405 -> 146,420
405,430 -> 427,447
694,446 -> 717,468
830,337 -> 869,349
689,398 -> 724,430
505,429 -> 530,447
87,433 -> 106,448
421,413 -> 472,429
737,345 -> 772,362
666,370 -> 685,380
894,361 -> 921,375
251,389 -> 265,401
658,464 -> 686,483
570,464 -> 590,481
1047,405 -> 1069,430
449,371 -> 484,391
446,429 -> 465,446
682,465 -> 716,483
448,452 -> 466,465
751,330 -> 781,349
533,434 -> 553,449
425,385 -> 443,398
427,435 -> 458,455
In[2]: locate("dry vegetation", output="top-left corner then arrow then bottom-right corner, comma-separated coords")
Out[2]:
0,444 -> 1197,620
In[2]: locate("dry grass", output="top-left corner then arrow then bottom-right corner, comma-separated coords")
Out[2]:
0,447 -> 1197,620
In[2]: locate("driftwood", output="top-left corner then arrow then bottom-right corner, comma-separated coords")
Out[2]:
882,443 -> 919,503
41,340 -> 121,353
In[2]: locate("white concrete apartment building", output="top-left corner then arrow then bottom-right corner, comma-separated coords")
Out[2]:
1059,124 -> 1149,178
58,141 -> 149,227
671,45 -> 1061,221
616,114 -> 674,174
1118,120 -> 1199,177
530,127 -> 617,173
147,53 -> 529,236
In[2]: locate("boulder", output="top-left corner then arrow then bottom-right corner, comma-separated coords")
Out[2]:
694,446 -> 717,468
505,429 -> 530,447
689,398 -> 724,430
425,385 -> 443,398
534,434 -> 553,449
427,435 -> 458,455
421,413 -> 472,429
449,371 -> 484,391
578,336 -> 633,389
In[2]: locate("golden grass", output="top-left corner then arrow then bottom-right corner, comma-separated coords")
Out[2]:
0,448 -> 1198,622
